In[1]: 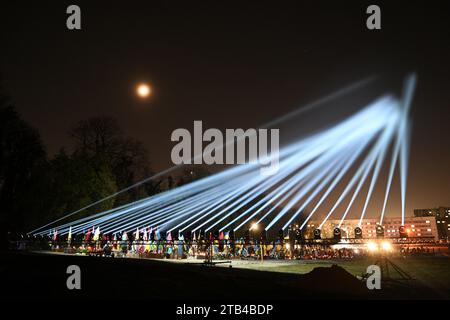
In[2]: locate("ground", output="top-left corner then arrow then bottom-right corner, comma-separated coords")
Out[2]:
1,251 -> 449,300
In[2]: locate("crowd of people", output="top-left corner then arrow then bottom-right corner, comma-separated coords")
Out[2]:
9,233 -> 445,260
15,236 -> 369,261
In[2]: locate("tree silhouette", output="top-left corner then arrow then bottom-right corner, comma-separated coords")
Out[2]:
0,93 -> 48,232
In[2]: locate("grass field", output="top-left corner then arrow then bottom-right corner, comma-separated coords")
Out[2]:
2,251 -> 449,299
225,255 -> 450,298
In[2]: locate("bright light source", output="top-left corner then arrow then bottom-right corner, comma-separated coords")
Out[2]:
367,241 -> 378,252
381,241 -> 392,251
137,84 -> 151,98
31,76 -> 416,239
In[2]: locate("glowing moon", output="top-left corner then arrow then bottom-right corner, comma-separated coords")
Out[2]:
136,83 -> 151,98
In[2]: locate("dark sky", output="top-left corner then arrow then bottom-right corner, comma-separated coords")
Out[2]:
1,1 -> 450,218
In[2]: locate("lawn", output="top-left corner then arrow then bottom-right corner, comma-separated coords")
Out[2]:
231,256 -> 450,298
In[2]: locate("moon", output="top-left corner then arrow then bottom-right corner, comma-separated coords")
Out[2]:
136,83 -> 151,98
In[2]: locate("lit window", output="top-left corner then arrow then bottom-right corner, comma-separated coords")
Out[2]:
427,229 -> 431,232
411,225 -> 415,228
426,220 -> 430,223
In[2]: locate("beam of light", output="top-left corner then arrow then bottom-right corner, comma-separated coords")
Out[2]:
56,167 -> 254,235
37,133 -> 316,236
30,77 -> 374,235
250,140 -> 358,231
29,145 -> 266,235
250,179 -> 304,231
264,76 -> 376,128
293,135 -> 375,231
379,131 -> 401,225
259,151 -> 351,231
191,153 -> 311,232
188,97 -> 392,234
63,182 -> 218,235
37,137 -> 303,236
103,174 -> 249,230
336,134 -> 387,228
165,171 -> 271,233
149,172 -> 268,233
220,163 -> 314,232
399,74 -> 416,226
216,142 -> 350,232
37,197 -> 151,235
36,91 -> 393,235
33,76 -> 416,238
318,110 -> 401,229
400,121 -> 411,226
169,124 -> 368,233
105,171 -> 258,234
229,178 -> 306,232
265,97 -> 396,231
226,112 -> 386,233
266,136 -> 364,231
74,139 -> 315,235
357,130 -> 399,227
321,165 -> 373,230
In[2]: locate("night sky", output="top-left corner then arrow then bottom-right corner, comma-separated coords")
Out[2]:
1,1 -> 450,218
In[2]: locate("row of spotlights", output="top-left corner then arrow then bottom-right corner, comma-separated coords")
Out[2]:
312,225 -> 407,239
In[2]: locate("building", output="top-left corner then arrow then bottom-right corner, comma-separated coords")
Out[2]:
304,216 -> 439,241
414,207 -> 450,240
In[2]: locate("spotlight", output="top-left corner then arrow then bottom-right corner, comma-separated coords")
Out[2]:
367,241 -> 378,252
376,225 -> 384,238
333,227 -> 342,240
399,225 -> 408,238
381,241 -> 392,251
354,227 -> 363,239
313,228 -> 321,240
